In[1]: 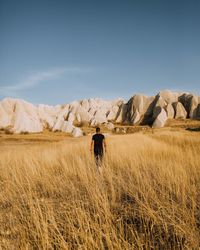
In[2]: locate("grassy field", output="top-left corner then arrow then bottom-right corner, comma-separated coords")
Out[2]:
0,123 -> 200,249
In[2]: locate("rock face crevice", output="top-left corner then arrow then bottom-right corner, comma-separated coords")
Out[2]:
0,90 -> 199,135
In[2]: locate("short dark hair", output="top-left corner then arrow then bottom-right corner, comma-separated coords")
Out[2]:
96,127 -> 100,133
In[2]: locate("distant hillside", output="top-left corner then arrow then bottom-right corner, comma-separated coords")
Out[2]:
0,90 -> 199,136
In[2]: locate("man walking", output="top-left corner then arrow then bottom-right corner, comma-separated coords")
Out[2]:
90,127 -> 106,167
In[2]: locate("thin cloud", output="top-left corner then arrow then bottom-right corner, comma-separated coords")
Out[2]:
0,66 -> 91,97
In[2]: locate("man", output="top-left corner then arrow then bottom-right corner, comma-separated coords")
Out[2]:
90,127 -> 106,166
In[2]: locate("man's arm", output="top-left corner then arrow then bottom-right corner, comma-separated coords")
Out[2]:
103,138 -> 106,152
90,140 -> 94,152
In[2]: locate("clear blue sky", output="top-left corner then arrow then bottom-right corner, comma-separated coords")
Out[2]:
0,0 -> 200,104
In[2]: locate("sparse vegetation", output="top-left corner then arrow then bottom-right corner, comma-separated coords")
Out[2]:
3,128 -> 14,135
0,127 -> 200,249
20,131 -> 29,135
4,130 -> 14,135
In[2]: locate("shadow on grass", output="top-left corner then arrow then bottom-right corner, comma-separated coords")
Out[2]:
186,127 -> 200,132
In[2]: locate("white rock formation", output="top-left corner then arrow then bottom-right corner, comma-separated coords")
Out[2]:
53,120 -> 74,133
173,102 -> 187,119
75,106 -> 92,123
61,121 -> 75,133
165,104 -> 175,119
115,104 -> 128,123
131,109 -> 141,124
188,96 -> 199,119
13,100 -> 43,133
105,122 -> 115,130
126,95 -> 155,124
81,99 -> 90,111
153,106 -> 163,120
196,104 -> 200,119
106,107 -> 119,121
67,112 -> 76,124
38,104 -> 61,129
92,110 -> 107,125
159,90 -> 180,104
72,127 -> 83,137
152,108 -> 168,128
0,90 -> 199,134
0,98 -> 13,128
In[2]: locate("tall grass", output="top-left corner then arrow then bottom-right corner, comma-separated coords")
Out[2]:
0,131 -> 200,249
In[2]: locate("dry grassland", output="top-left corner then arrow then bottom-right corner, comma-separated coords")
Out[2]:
0,125 -> 200,249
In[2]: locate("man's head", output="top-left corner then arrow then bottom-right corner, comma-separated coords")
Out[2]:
96,127 -> 100,133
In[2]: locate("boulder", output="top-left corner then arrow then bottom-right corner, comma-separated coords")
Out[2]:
150,96 -> 166,123
129,95 -> 148,114
61,121 -> 74,133
152,108 -> 168,128
165,103 -> 175,119
178,94 -> 200,119
115,104 -> 128,123
188,96 -> 199,119
53,120 -> 74,133
52,119 -> 64,131
140,96 -> 157,125
105,122 -> 114,130
126,94 -> 158,125
126,95 -> 150,123
11,100 -> 43,133
72,127 -> 83,137
178,93 -> 192,115
173,102 -> 187,119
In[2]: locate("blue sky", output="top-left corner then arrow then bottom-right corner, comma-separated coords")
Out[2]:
0,0 -> 200,104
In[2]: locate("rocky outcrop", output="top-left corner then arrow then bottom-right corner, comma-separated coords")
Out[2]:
105,122 -> 115,130
3,99 -> 43,133
11,101 -> 43,133
152,108 -> 168,128
125,95 -> 155,125
0,98 -> 13,128
159,90 -> 180,104
53,120 -> 74,133
0,90 -> 199,134
115,104 -> 128,123
106,106 -> 119,121
196,104 -> 200,119
173,102 -> 187,119
165,104 -> 175,119
178,94 -> 200,119
72,127 -> 83,137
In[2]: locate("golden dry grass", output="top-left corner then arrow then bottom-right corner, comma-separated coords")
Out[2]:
0,128 -> 200,249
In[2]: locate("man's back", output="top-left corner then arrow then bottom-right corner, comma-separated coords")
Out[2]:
92,133 -> 105,151
91,127 -> 106,168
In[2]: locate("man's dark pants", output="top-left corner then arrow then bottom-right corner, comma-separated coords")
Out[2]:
94,147 -> 103,166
